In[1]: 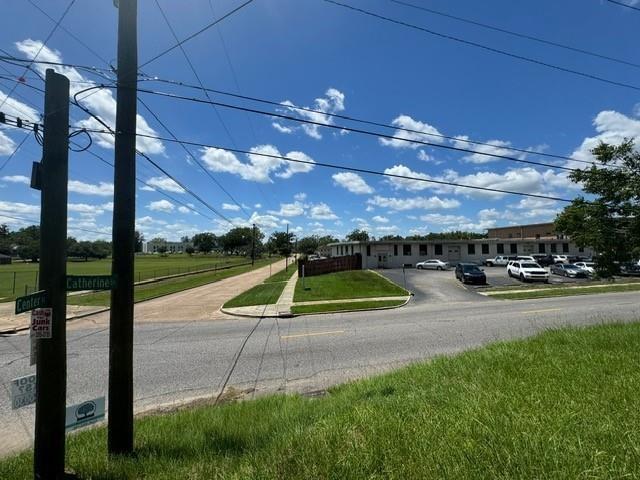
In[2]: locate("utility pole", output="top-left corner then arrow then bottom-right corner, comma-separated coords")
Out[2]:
251,223 -> 256,266
108,0 -> 137,456
285,223 -> 289,272
33,69 -> 69,480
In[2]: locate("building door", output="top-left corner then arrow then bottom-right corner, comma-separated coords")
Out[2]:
447,246 -> 460,261
377,254 -> 388,268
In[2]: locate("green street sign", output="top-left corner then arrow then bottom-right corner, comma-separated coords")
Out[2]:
15,290 -> 49,315
66,275 -> 116,292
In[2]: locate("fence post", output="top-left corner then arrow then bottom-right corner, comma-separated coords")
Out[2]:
12,271 -> 16,294
34,271 -> 39,290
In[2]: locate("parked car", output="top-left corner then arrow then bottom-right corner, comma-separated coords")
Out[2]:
574,261 -> 595,275
532,254 -> 556,267
514,255 -> 535,262
483,256 -> 513,267
455,263 -> 487,284
619,262 -> 640,277
550,263 -> 588,278
507,261 -> 549,282
552,254 -> 569,264
416,259 -> 449,270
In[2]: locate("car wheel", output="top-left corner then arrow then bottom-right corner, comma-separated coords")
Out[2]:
520,273 -> 526,282
417,265 -> 422,270
437,266 -> 442,271
507,270 -> 512,277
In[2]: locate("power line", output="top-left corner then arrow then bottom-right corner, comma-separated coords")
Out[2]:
82,127 -> 577,203
390,0 -> 640,70
0,132 -> 32,174
607,0 -> 640,12
0,211 -> 110,237
132,85 -> 582,171
0,0 -> 76,111
322,0 -> 640,92
140,0 -> 255,68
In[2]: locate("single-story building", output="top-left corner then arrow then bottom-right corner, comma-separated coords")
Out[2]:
142,240 -> 193,254
0,253 -> 11,265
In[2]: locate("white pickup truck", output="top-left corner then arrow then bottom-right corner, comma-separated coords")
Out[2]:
483,256 -> 511,267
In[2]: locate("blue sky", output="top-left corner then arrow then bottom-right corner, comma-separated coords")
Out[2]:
0,0 -> 639,241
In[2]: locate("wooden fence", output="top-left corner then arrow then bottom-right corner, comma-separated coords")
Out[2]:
298,254 -> 362,277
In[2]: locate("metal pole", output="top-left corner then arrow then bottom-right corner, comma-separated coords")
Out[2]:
251,223 -> 256,267
33,69 -> 69,480
108,0 -> 137,456
12,271 -> 16,294
285,223 -> 289,272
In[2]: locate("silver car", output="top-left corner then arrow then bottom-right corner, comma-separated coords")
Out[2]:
416,259 -> 450,270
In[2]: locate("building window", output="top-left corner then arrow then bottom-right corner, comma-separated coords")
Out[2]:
350,245 -> 354,255
551,243 -> 557,253
481,243 -> 489,255
508,233 -> 513,238
403,244 -> 412,256
435,244 -> 443,256
394,244 -> 398,256
366,245 -> 371,256
578,246 -> 584,253
535,234 -> 541,240
538,243 -> 546,254
419,244 -> 427,256
562,243 -> 569,253
468,244 -> 475,255
497,243 -> 504,254
510,243 -> 517,254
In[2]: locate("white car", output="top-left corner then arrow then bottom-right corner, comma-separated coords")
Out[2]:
483,256 -> 511,267
416,259 -> 449,270
507,261 -> 549,283
552,255 -> 569,264
574,261 -> 595,275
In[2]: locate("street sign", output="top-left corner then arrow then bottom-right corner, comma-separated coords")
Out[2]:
31,308 -> 52,339
66,275 -> 116,291
11,374 -> 37,409
15,290 -> 49,315
65,397 -> 105,432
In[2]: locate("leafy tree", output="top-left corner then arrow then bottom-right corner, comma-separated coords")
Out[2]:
405,231 -> 486,241
220,227 -> 263,256
185,245 -> 195,255
180,235 -> 190,243
135,230 -> 144,253
157,244 -> 168,255
317,235 -> 339,246
345,229 -> 370,242
296,236 -> 320,255
555,140 -> 640,277
192,232 -> 217,254
267,231 -> 294,256
379,234 -> 404,241
13,225 -> 40,262
0,224 -> 13,255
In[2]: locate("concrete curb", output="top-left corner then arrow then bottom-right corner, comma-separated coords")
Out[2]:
291,296 -> 412,317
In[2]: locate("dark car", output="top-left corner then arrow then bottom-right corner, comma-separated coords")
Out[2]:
455,263 -> 487,284
550,263 -> 588,278
532,254 -> 555,267
619,262 -> 640,277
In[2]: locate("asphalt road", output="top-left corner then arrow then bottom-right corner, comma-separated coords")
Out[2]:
2,277 -> 640,455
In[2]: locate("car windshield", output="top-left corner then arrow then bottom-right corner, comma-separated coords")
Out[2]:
521,263 -> 539,268
463,265 -> 481,272
584,263 -> 594,267
565,265 -> 579,270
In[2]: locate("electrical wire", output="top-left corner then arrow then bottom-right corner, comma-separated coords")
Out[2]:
0,212 -> 111,237
322,0 -> 640,92
607,0 -> 640,12
0,131 -> 31,174
390,0 -> 640,70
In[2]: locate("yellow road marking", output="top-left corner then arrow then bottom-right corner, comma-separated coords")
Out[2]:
281,330 -> 345,340
519,308 -> 562,314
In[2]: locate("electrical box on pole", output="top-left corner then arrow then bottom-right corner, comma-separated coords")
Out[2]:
108,0 -> 138,455
33,69 -> 70,480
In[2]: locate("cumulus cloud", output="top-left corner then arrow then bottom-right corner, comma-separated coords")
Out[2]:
419,213 -> 470,224
452,135 -> 524,164
140,176 -> 185,194
309,203 -> 338,220
379,115 -> 443,149
147,199 -> 174,212
367,195 -> 460,211
200,144 -> 315,183
2,175 -> 29,184
0,200 -> 40,217
372,215 -> 389,223
294,193 -> 307,201
268,201 -> 305,217
222,203 -> 240,211
15,39 -> 164,155
332,172 -> 374,194
177,206 -> 191,214
68,180 -> 114,196
275,88 -> 345,139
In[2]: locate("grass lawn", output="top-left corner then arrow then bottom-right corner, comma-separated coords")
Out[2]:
0,254 -> 256,302
68,258 -> 279,307
294,270 -> 408,303
223,265 -> 297,308
489,282 -> 640,300
291,299 -> 406,315
2,322 -> 640,479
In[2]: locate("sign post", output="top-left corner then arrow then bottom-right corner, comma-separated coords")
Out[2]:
14,290 -> 48,315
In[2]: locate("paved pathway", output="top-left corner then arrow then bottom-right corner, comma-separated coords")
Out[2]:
222,269 -> 299,318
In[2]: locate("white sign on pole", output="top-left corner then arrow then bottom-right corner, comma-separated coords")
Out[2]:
11,374 -> 37,409
29,334 -> 37,366
65,397 -> 105,432
30,308 -> 52,339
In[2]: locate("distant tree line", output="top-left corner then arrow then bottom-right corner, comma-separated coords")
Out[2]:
342,229 -> 487,242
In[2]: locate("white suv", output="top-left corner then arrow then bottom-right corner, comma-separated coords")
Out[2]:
507,261 -> 549,283
483,256 -> 511,266
552,255 -> 569,264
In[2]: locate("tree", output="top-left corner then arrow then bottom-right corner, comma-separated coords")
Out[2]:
379,234 -> 404,241
134,230 -> 144,253
157,244 -> 168,255
192,232 -> 217,254
555,140 -> 640,277
267,231 -> 294,256
296,236 -> 320,255
345,229 -> 370,242
180,235 -> 190,243
220,227 -> 263,256
13,225 -> 40,262
185,245 -> 195,255
0,224 -> 12,255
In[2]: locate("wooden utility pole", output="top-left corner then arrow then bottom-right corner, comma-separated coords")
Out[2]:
33,69 -> 69,480
108,0 -> 137,455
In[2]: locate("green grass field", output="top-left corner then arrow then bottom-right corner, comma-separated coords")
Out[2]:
293,270 -> 408,303
291,299 -> 406,315
223,265 -> 297,308
0,255 -> 263,302
488,282 -> 640,300
68,258 -> 279,307
2,322 -> 639,479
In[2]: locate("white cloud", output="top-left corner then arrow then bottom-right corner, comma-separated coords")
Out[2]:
0,131 -> 17,156
177,206 -> 191,214
268,201 -> 305,217
452,135 -> 523,164
367,195 -> 460,211
332,172 -> 374,194
294,192 -> 307,201
254,203 -> 262,208
68,180 -> 114,196
141,176 -> 185,194
275,88 -> 345,139
417,149 -> 441,164
376,225 -> 399,234
372,215 -> 389,223
384,164 -> 432,192
147,199 -> 174,213
309,203 -> 338,220
200,144 -> 314,182
1,175 -> 29,184
222,203 -> 241,211
379,115 -> 443,149
0,88 -> 40,122
419,213 -> 470,224
0,200 -> 40,216
16,39 -> 164,155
